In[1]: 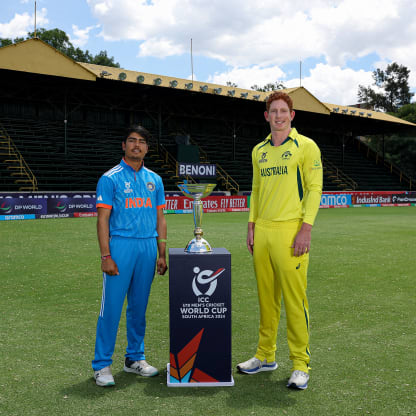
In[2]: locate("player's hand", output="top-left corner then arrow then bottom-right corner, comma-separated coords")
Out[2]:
101,258 -> 119,275
247,223 -> 255,255
247,233 -> 254,255
291,223 -> 312,257
157,257 -> 168,275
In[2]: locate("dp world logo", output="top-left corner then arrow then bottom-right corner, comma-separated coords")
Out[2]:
192,267 -> 225,297
0,201 -> 13,214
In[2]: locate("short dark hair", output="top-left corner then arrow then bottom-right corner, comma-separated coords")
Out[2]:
124,125 -> 151,143
266,91 -> 293,112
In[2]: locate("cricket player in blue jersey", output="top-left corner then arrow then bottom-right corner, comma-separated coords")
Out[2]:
92,125 -> 167,387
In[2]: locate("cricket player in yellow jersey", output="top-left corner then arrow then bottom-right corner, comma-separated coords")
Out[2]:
237,91 -> 322,390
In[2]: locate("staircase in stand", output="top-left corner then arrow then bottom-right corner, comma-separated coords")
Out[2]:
322,156 -> 357,191
188,137 -> 240,194
0,123 -> 38,191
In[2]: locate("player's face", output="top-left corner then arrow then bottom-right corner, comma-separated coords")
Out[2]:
264,99 -> 295,134
123,132 -> 148,163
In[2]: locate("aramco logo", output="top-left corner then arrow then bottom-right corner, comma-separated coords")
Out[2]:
191,267 -> 225,297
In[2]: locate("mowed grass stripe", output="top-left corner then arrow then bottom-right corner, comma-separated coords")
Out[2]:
0,207 -> 415,416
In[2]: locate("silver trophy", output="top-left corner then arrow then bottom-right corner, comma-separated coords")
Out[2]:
177,182 -> 216,253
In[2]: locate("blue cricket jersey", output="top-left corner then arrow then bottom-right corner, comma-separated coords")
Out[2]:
96,158 -> 166,238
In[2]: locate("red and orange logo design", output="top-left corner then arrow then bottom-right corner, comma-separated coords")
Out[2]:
169,328 -> 218,384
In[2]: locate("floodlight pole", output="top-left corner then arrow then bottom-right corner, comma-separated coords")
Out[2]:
191,38 -> 194,83
34,1 -> 37,38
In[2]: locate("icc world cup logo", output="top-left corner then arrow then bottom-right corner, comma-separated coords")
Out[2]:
0,201 -> 13,214
55,201 -> 67,212
192,267 -> 225,297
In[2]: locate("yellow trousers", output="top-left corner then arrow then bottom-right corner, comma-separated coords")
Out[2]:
253,219 -> 311,373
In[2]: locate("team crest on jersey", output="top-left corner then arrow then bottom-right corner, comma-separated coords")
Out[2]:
282,150 -> 292,160
124,182 -> 133,194
259,152 -> 268,163
312,159 -> 322,170
146,182 -> 156,192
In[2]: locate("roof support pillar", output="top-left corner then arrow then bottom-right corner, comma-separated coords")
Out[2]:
64,91 -> 68,155
342,134 -> 345,167
157,102 -> 162,148
382,133 -> 385,161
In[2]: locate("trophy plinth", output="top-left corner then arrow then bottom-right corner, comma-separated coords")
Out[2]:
177,183 -> 216,253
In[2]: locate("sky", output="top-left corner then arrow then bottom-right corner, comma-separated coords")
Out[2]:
1,0 -> 416,106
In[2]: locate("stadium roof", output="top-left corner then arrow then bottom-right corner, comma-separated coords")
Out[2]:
323,102 -> 416,127
0,38 -> 415,132
0,38 -> 96,81
78,61 -> 330,115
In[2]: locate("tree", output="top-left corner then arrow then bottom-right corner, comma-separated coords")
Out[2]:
386,103 -> 416,177
90,50 -> 119,67
1,28 -> 120,68
0,36 -> 25,47
0,38 -> 13,47
357,62 -> 413,112
226,81 -> 238,87
368,134 -> 416,179
363,102 -> 416,178
67,45 -> 93,63
393,102 -> 416,124
28,28 -> 72,53
251,81 -> 285,92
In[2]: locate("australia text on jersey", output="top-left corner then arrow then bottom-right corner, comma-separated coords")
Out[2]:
260,166 -> 289,177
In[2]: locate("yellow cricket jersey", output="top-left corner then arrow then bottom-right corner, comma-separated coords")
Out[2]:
249,128 -> 323,225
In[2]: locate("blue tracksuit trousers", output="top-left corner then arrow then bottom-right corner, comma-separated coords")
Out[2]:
92,236 -> 157,371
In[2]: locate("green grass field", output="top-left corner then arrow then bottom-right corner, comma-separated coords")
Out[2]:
1,207 -> 415,416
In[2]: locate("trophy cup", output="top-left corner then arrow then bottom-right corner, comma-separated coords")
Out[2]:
177,182 -> 216,253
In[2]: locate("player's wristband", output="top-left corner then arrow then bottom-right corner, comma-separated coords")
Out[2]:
157,239 -> 167,243
101,254 -> 111,261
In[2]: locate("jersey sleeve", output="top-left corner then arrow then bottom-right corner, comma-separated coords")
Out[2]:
302,140 -> 323,225
248,146 -> 259,223
156,176 -> 166,209
96,175 -> 114,209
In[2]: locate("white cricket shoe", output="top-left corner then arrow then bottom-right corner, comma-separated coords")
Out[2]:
236,357 -> 278,374
287,370 -> 309,389
123,358 -> 159,377
94,366 -> 115,387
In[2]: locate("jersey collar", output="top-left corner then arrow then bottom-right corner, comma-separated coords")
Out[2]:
121,158 -> 144,172
267,128 -> 298,147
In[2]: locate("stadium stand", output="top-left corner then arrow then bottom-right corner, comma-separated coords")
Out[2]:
318,141 -> 408,191
0,38 -> 415,194
0,114 -> 412,193
178,132 -> 410,192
